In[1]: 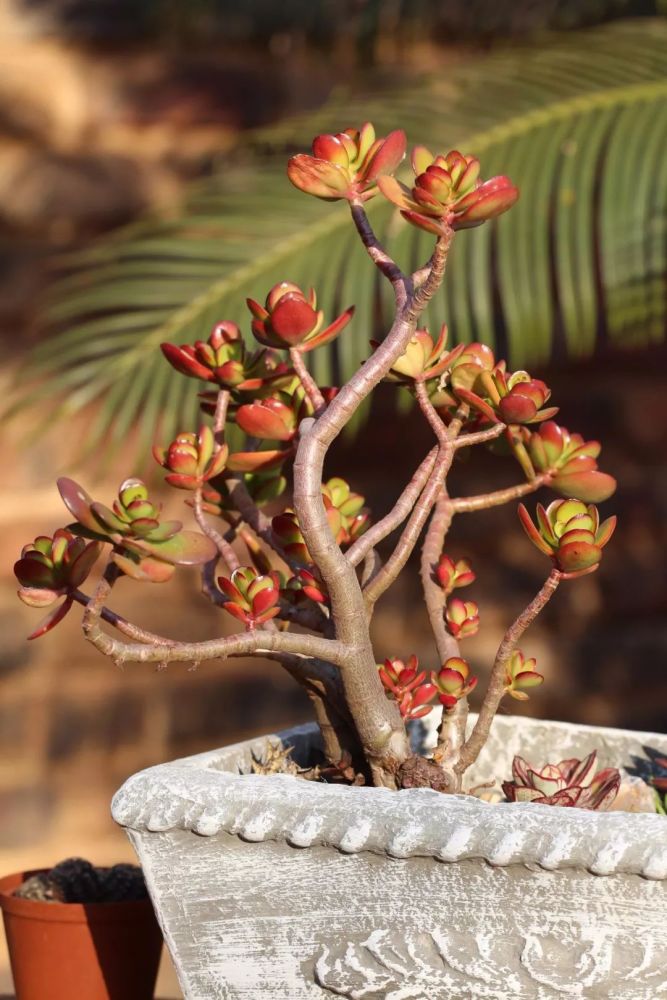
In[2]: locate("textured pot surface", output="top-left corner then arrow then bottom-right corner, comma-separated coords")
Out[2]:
0,871 -> 163,1000
113,715 -> 667,999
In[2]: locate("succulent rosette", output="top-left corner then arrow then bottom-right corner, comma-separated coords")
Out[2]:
161,322 -> 273,392
285,567 -> 329,606
153,427 -> 228,491
444,598 -> 480,639
431,657 -> 478,709
218,567 -> 282,629
272,479 -> 368,567
379,324 -> 465,386
453,364 -> 558,427
504,650 -> 544,701
247,282 -> 354,354
428,342 -> 496,414
434,555 -> 476,595
379,655 -> 437,721
287,122 -> 406,203
378,146 -> 518,236
518,498 -> 616,576
502,751 -> 620,810
321,477 -> 369,545
527,421 -> 616,503
57,477 -> 217,583
14,530 -> 103,639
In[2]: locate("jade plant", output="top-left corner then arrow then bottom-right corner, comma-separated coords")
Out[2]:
16,122 -> 623,798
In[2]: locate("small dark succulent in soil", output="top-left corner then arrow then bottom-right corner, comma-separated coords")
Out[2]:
13,858 -> 148,903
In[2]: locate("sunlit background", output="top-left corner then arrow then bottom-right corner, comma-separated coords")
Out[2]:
1,1 -> 666,994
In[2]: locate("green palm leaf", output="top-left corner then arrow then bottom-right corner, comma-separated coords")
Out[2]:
13,20 -> 667,461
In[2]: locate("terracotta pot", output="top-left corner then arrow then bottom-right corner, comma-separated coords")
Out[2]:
0,870 -> 163,1000
113,714 -> 667,999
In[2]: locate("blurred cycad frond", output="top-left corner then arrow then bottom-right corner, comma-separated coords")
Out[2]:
12,19 -> 667,462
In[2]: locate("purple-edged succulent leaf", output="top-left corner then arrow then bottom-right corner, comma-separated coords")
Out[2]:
112,550 -> 176,583
131,529 -> 217,566
68,542 -> 103,588
90,501 -> 128,534
27,596 -> 74,640
57,478 -> 100,532
17,586 -> 61,608
14,557 -> 55,588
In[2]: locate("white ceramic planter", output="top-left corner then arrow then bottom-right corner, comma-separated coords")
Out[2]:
112,715 -> 667,1000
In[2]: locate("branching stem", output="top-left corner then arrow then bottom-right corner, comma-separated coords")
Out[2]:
456,568 -> 562,774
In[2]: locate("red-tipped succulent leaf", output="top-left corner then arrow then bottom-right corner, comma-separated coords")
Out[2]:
378,147 -> 518,236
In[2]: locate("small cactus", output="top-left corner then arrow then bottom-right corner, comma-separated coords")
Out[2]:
13,858 -> 147,904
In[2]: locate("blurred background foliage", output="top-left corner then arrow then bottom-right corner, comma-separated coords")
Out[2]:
6,9 -> 667,463
24,0 -> 667,48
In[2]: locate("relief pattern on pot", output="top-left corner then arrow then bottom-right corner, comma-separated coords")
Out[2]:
314,926 -> 667,999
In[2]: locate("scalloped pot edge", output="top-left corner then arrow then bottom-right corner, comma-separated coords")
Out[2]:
112,713 -> 667,879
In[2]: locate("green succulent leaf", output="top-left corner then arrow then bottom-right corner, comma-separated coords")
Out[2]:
9,21 -> 667,463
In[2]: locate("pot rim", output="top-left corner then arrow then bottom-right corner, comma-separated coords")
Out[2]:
112,714 -> 667,880
0,871 -> 155,924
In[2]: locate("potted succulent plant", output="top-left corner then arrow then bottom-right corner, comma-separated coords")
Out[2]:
0,859 -> 162,1000
15,122 -> 667,999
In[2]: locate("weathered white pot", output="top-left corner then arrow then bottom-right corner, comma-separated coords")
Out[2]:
112,715 -> 667,999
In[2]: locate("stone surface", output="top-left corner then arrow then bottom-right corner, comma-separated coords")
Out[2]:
114,715 -> 667,999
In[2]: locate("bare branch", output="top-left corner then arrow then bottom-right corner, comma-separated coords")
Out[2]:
350,202 -> 405,285
361,547 -> 382,588
213,389 -> 230,438
453,423 -> 506,449
346,447 -> 438,567
451,473 -> 551,513
456,568 -> 562,774
81,561 -> 345,667
72,588 -> 179,645
290,348 -> 326,412
194,487 -> 240,572
363,398 -> 464,609
410,227 -> 454,315
363,444 -> 454,607
415,381 -> 449,445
